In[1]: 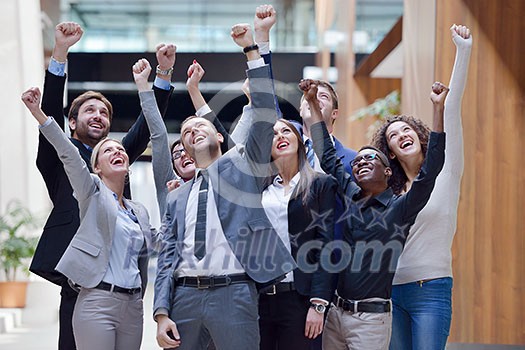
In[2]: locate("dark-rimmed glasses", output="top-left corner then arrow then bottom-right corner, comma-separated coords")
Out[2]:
172,149 -> 185,161
351,153 -> 383,167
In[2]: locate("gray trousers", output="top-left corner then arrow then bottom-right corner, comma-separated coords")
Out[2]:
72,288 -> 143,350
322,299 -> 392,350
170,282 -> 260,350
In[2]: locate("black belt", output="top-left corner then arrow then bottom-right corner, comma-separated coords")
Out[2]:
176,273 -> 251,289
95,281 -> 141,295
333,295 -> 391,313
263,282 -> 296,295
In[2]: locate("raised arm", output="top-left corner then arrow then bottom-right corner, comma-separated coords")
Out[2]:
443,24 -> 472,176
121,43 -> 176,165
22,88 -> 95,202
402,82 -> 448,220
430,81 -> 449,133
185,59 -> 235,153
231,23 -> 277,173
37,22 -> 83,181
300,79 -> 352,189
43,22 -> 83,125
229,3 -> 279,145
133,58 -> 176,217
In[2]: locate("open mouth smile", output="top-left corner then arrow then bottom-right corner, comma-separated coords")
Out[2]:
400,139 -> 413,149
276,140 -> 289,150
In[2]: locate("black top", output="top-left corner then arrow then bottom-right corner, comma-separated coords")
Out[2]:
310,121 -> 445,300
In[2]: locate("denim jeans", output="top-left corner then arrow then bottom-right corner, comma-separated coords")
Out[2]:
389,277 -> 452,350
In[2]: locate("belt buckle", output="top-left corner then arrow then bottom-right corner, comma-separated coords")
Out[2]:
336,295 -> 344,308
266,285 -> 277,295
196,276 -> 209,289
353,300 -> 359,313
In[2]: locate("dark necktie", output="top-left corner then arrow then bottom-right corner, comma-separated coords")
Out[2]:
194,169 -> 208,260
305,139 -> 315,167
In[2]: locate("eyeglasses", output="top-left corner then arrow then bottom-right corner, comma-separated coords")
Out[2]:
350,153 -> 381,167
172,149 -> 185,160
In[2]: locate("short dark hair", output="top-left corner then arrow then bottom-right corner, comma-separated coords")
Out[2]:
316,80 -> 338,110
68,91 -> 113,136
179,115 -> 218,149
358,145 -> 390,167
170,138 -> 182,176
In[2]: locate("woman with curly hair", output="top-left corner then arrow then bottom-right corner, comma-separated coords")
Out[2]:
371,25 -> 472,350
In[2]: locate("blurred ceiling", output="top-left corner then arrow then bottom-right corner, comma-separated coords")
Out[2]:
41,0 -> 402,54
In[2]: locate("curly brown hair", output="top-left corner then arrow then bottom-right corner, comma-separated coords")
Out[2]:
371,115 -> 431,194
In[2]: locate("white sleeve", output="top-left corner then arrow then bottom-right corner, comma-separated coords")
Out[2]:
442,31 -> 472,177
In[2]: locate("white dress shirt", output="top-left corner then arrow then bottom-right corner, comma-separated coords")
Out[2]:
261,173 -> 301,282
175,169 -> 245,277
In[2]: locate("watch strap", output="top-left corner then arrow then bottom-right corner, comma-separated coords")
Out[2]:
156,65 -> 174,76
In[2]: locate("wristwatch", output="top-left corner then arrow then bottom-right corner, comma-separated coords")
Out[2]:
156,65 -> 174,76
310,303 -> 327,314
243,44 -> 259,54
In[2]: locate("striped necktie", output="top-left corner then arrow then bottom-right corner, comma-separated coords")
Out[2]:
194,169 -> 208,260
305,139 -> 315,167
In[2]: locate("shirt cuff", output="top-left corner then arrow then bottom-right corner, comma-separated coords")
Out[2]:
48,57 -> 66,77
310,298 -> 329,306
195,104 -> 212,117
257,41 -> 270,55
38,116 -> 54,128
153,308 -> 169,321
153,76 -> 171,91
247,58 -> 265,70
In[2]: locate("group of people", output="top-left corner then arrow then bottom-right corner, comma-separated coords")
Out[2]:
21,4 -> 472,350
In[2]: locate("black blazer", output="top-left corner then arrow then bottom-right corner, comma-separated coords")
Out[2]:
287,173 -> 338,302
30,70 -> 173,285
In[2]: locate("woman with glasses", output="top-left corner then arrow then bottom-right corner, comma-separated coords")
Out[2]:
371,25 -> 472,350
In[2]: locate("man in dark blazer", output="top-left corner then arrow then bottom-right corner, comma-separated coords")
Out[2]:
154,25 -> 295,350
28,22 -> 174,350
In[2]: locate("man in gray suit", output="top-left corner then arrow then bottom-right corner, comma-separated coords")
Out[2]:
154,24 -> 296,350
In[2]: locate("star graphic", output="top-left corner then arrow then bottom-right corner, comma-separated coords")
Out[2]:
365,207 -> 390,231
390,223 -> 409,240
289,231 -> 302,249
303,208 -> 333,234
338,196 -> 367,225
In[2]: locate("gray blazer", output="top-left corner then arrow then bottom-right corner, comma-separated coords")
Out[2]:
154,65 -> 296,313
40,120 -> 159,294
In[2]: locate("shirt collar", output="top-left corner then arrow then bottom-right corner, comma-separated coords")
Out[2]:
272,172 -> 301,188
353,187 -> 394,208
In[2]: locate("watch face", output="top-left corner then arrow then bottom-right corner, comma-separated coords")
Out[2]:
312,303 -> 326,313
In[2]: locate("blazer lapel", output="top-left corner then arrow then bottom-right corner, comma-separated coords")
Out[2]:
97,180 -> 117,248
175,182 -> 192,241
70,137 -> 94,172
125,200 -> 149,245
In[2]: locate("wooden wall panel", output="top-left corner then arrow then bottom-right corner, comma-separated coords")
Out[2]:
435,0 -> 525,344
333,0 -> 401,150
401,0 -> 436,125
335,0 -> 524,345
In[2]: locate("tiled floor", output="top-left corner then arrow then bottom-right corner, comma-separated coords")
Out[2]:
0,280 -> 161,350
1,279 -> 524,350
